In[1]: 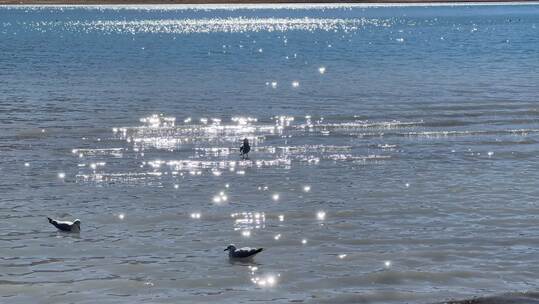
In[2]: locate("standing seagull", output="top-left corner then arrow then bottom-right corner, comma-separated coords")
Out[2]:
239,138 -> 251,160
224,244 -> 263,260
47,217 -> 81,233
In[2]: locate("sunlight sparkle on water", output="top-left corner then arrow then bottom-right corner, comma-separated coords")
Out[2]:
272,194 -> 280,201
212,191 -> 228,204
318,66 -> 326,74
303,185 -> 311,192
190,213 -> 201,219
49,17 -> 393,35
338,254 -> 347,259
242,230 -> 251,237
24,162 -> 30,167
292,81 -> 300,88
252,274 -> 278,288
385,260 -> 392,268
302,239 -> 308,245
274,234 -> 281,240
144,281 -> 154,287
58,172 -> 66,179
278,214 -> 285,222
118,213 -> 125,220
317,211 -> 326,220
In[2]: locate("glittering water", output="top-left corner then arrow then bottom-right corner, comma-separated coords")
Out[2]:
1,3 -> 539,303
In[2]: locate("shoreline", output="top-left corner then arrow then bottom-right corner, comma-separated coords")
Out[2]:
440,292 -> 539,304
1,0 -> 538,5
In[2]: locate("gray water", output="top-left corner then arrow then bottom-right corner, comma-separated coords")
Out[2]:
1,3 -> 539,303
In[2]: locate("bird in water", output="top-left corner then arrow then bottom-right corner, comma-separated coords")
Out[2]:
240,138 -> 251,160
47,217 -> 81,233
224,244 -> 263,260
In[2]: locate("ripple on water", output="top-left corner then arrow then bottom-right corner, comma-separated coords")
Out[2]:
27,17 -> 395,35
72,115 -> 397,185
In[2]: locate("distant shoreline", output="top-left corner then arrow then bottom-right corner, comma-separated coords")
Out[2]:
1,0 -> 538,5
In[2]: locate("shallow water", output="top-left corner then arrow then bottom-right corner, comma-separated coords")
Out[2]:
1,3 -> 539,303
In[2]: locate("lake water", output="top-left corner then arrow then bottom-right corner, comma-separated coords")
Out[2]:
1,3 -> 539,303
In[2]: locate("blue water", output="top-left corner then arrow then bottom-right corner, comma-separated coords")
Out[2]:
1,4 -> 539,303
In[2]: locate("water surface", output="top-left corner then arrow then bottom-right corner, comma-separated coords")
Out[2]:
1,3 -> 539,303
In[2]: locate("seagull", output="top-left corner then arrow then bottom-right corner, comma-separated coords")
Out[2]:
47,217 -> 81,233
224,244 -> 263,260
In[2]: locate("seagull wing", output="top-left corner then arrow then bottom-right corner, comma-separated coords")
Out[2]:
234,247 -> 263,258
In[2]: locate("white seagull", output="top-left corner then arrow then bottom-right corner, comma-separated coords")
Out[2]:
47,217 -> 81,233
224,244 -> 263,260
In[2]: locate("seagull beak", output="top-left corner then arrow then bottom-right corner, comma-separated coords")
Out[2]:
224,248 -> 229,251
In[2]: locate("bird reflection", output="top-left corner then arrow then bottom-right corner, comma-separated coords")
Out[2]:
228,258 -> 261,266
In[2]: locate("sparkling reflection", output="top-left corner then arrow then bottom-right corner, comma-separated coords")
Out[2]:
73,114 -> 399,185
36,17 -> 395,35
232,212 -> 266,231
212,191 -> 228,205
251,274 -> 278,288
